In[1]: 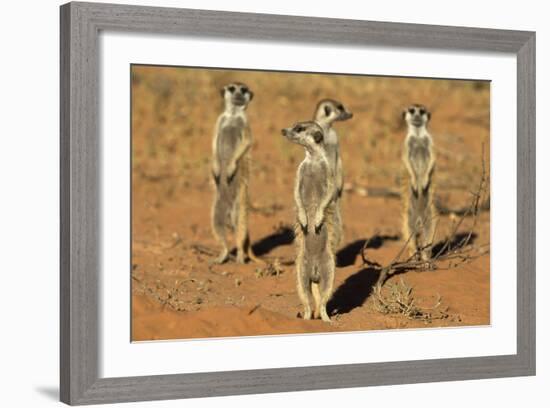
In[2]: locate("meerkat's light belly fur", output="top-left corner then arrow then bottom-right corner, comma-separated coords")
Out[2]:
407,136 -> 431,188
216,121 -> 244,212
295,161 -> 335,299
298,163 -> 333,256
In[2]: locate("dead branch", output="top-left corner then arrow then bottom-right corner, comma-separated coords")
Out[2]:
359,232 -> 383,268
371,278 -> 452,323
363,144 -> 490,287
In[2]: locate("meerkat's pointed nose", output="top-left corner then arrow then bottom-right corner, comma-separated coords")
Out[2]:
281,128 -> 289,137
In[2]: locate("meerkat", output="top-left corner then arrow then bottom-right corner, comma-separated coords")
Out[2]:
401,104 -> 437,261
281,121 -> 336,322
313,99 -> 353,251
211,82 -> 262,264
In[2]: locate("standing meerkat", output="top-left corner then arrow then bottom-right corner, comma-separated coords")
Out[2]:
313,99 -> 353,251
281,121 -> 336,322
402,104 -> 437,261
211,82 -> 261,264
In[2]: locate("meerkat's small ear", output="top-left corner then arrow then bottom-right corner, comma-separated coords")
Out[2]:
324,105 -> 332,117
313,130 -> 324,144
402,110 -> 407,120
427,112 -> 432,121
220,88 -> 225,98
248,91 -> 254,101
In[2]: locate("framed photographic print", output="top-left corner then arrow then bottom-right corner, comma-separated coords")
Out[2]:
60,1 -> 536,405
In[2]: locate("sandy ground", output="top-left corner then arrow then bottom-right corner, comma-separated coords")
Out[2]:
131,66 -> 490,341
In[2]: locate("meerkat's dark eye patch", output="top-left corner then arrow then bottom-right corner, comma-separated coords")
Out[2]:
241,86 -> 248,94
324,106 -> 332,116
408,107 -> 416,114
419,108 -> 426,115
293,125 -> 305,133
337,104 -> 344,111
227,85 -> 236,93
312,131 -> 323,144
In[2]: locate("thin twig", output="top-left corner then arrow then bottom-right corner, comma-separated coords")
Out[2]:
363,143 -> 490,287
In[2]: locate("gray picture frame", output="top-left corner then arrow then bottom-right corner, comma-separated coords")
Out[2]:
60,1 -> 536,405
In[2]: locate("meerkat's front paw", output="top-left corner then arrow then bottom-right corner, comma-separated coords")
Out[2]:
212,161 -> 221,184
314,211 -> 325,233
226,162 -> 237,183
212,170 -> 221,185
298,211 -> 308,232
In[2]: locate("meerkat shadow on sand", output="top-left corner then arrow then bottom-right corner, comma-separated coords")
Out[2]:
336,234 -> 399,267
251,225 -> 295,257
374,231 -> 480,287
327,267 -> 381,316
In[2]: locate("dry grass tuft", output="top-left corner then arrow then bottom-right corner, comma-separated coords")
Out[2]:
255,259 -> 284,278
371,278 -> 452,323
